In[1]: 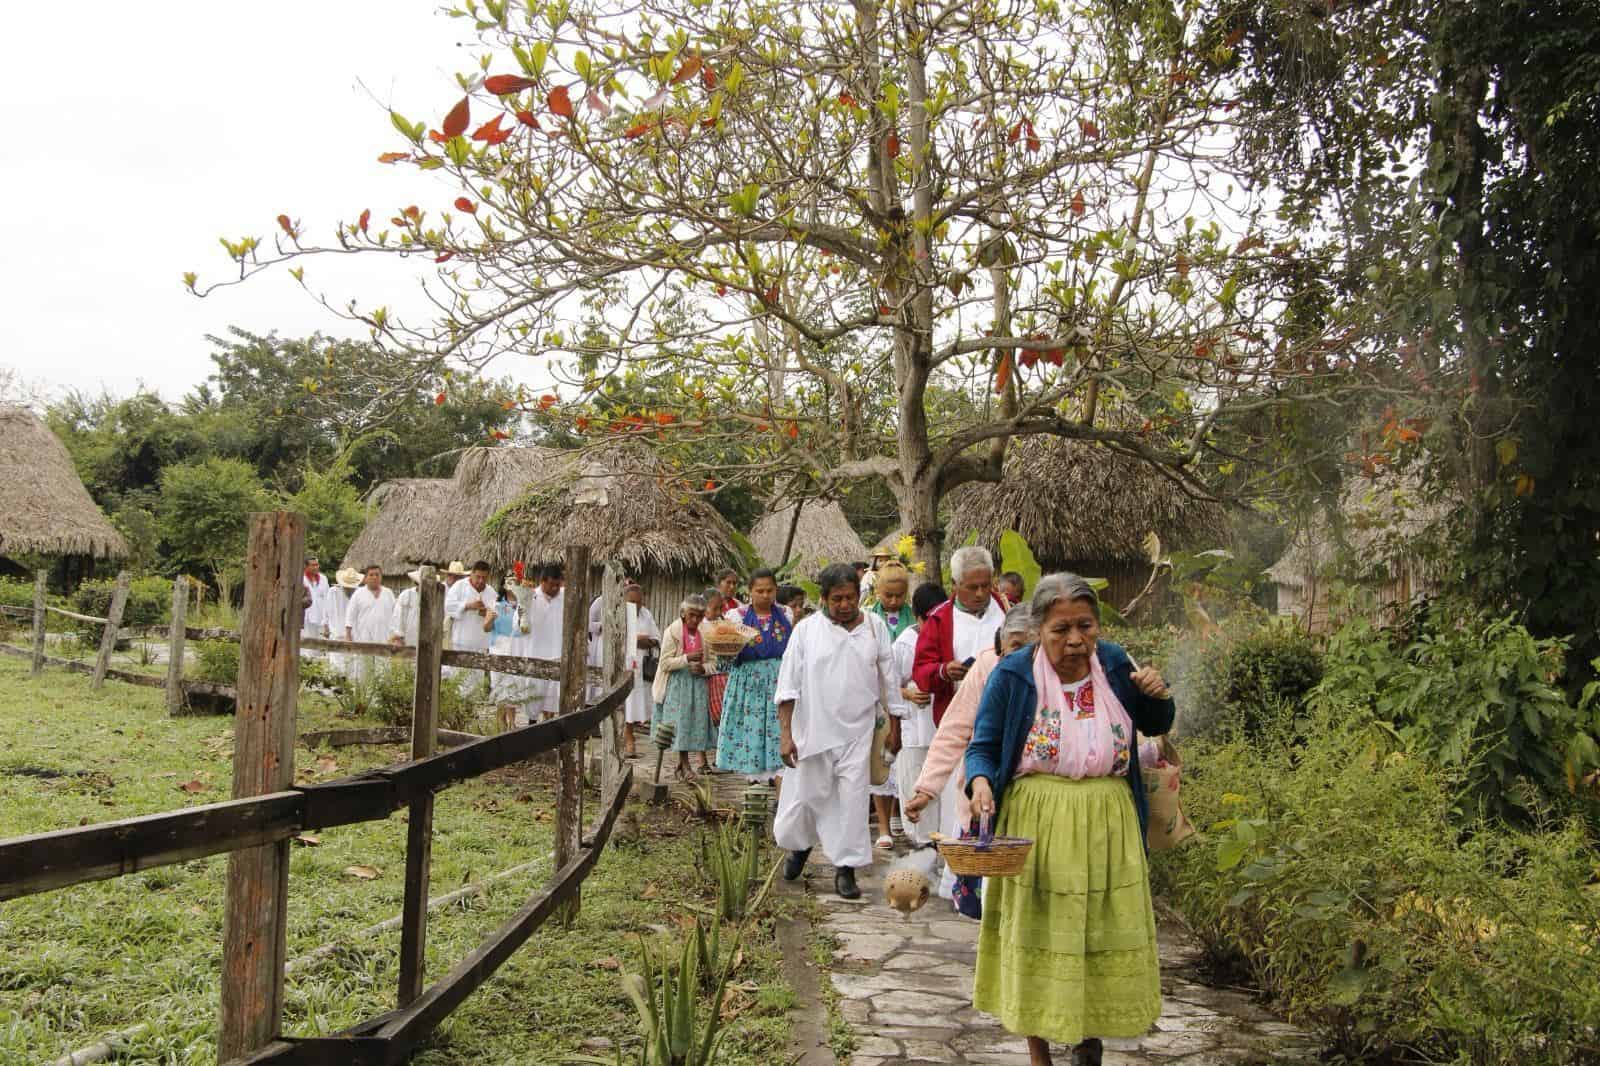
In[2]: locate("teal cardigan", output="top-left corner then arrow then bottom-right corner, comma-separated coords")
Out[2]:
963,641 -> 1175,842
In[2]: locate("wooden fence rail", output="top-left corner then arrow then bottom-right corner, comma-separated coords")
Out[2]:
0,513 -> 638,1066
12,568 -> 132,689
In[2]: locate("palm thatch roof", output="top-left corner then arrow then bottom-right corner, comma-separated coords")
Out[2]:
343,445 -> 742,577
475,445 -> 742,573
341,478 -> 460,575
1268,474 -> 1451,590
945,435 -> 1226,565
0,405 -> 127,559
752,498 -> 870,576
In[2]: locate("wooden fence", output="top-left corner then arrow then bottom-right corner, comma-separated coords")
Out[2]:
0,512 -> 636,1065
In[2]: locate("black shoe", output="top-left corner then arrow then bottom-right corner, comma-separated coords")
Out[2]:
834,867 -> 861,900
1071,1038 -> 1103,1066
783,848 -> 811,881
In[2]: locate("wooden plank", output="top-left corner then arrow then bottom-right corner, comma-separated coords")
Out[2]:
555,546 -> 589,925
299,636 -> 412,659
439,647 -> 602,682
297,727 -> 480,750
219,511 -> 304,1062
398,568 -> 443,1006
599,562 -> 626,802
0,792 -> 304,902
92,571 -> 131,691
167,577 -> 189,714
185,625 -> 240,642
31,569 -> 46,677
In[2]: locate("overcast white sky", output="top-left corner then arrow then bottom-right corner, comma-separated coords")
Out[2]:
0,2 -> 502,405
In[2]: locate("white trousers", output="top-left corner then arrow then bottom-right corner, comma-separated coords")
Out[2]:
895,746 -> 939,846
774,731 -> 873,870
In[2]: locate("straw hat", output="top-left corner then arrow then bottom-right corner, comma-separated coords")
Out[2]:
335,567 -> 363,589
444,561 -> 470,576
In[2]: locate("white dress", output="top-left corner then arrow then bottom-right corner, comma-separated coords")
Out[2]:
771,611 -> 896,871
445,579 -> 499,695
344,586 -> 397,682
391,586 -> 419,646
520,587 -> 565,719
625,606 -> 660,725
889,624 -> 939,844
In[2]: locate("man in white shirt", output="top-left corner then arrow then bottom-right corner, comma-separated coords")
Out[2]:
519,563 -> 565,721
301,555 -> 331,640
444,560 -> 499,695
389,567 -> 427,647
344,565 -> 398,681
773,563 -> 897,899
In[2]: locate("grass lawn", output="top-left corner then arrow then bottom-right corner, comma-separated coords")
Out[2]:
0,656 -> 796,1064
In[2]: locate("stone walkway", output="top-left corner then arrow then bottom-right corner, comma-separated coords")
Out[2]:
801,856 -> 1320,1066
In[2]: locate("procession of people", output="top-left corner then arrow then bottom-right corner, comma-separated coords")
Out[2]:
301,542 -> 1174,1065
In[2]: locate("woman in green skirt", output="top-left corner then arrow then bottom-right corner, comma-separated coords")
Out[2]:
965,573 -> 1175,1066
651,594 -> 716,780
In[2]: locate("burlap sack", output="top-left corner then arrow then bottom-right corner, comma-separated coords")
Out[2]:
1141,734 -> 1197,851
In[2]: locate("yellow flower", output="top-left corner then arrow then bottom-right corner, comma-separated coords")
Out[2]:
895,534 -> 918,560
910,561 -> 927,574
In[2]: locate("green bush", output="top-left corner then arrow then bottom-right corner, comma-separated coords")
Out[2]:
0,577 -> 39,611
193,640 -> 239,684
1155,701 -> 1600,1064
1312,605 -> 1600,822
367,660 -> 476,732
1180,619 -> 1323,739
68,575 -> 172,642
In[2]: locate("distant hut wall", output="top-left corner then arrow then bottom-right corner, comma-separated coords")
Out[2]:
1048,558 -> 1147,612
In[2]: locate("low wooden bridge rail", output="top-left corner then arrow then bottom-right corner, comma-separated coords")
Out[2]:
0,513 -> 635,1066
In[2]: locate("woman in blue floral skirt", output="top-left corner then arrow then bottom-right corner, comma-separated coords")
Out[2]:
714,568 -> 793,781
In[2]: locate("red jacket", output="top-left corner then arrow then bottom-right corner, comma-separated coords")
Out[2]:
912,594 -> 1009,725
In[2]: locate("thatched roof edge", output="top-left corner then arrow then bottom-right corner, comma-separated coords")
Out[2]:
0,406 -> 128,560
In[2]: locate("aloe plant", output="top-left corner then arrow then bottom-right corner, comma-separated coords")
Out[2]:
706,823 -> 762,920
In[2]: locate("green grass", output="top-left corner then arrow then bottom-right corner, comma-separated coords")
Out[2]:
0,657 -> 794,1064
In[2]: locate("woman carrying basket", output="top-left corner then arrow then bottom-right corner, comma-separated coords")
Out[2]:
715,568 -> 792,782
964,573 -> 1175,1066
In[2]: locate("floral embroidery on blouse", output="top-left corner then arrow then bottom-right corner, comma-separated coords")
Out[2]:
1024,700 -> 1063,765
1109,721 -> 1130,776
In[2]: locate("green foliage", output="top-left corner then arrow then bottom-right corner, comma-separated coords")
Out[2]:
157,457 -> 273,581
1183,619 -> 1324,741
109,503 -> 161,575
285,464 -> 366,566
618,930 -> 735,1066
364,659 -> 476,733
68,576 -> 171,642
0,578 -> 39,612
1310,605 -> 1600,822
997,530 -> 1042,601
1156,701 -> 1600,1064
193,639 -> 240,685
704,823 -> 762,921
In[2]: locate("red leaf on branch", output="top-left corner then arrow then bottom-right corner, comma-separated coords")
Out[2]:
1175,253 -> 1190,277
471,114 -> 509,144
539,394 -> 557,410
358,209 -> 370,232
1008,121 -> 1022,145
485,74 -> 538,95
625,118 -> 654,139
785,421 -> 799,440
455,197 -> 476,214
655,412 -> 675,425
277,214 -> 295,236
428,129 -> 447,144
403,205 -> 420,221
1070,190 -> 1086,216
715,284 -> 728,296
378,151 -> 410,163
838,91 -> 857,108
1045,348 -> 1066,365
995,352 -> 1013,394
516,109 -> 540,128
704,479 -> 717,491
442,97 -> 471,138
763,284 -> 779,304
1024,121 -> 1040,153
548,86 -> 573,118
490,429 -> 510,441
575,416 -> 590,431
1224,25 -> 1246,47
435,392 -> 447,405
672,55 -> 703,84
701,66 -> 717,90
1018,349 -> 1039,368
1079,118 -> 1100,139
886,132 -> 900,158
435,251 -> 455,263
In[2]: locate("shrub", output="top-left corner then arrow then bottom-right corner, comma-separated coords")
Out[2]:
366,660 -> 476,732
68,575 -> 172,642
193,640 -> 239,684
1177,618 -> 1323,739
1155,701 -> 1600,1064
1312,604 -> 1600,822
0,577 -> 39,611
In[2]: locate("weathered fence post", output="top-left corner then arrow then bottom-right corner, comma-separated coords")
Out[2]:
91,570 -> 130,691
30,569 -> 46,677
166,577 -> 188,715
555,545 -> 590,922
398,566 -> 444,1006
219,512 -> 304,1062
599,562 -> 627,801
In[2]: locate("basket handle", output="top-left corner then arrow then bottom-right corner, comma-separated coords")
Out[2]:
976,813 -> 994,850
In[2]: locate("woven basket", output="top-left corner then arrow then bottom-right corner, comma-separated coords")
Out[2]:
705,637 -> 747,658
933,832 -> 1034,877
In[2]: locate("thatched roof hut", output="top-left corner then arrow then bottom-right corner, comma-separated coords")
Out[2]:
0,405 -> 127,561
946,435 -> 1226,605
752,498 -> 870,578
343,445 -> 743,624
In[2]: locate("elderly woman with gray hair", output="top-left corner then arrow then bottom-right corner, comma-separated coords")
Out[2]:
964,573 -> 1175,1066
651,593 -> 717,781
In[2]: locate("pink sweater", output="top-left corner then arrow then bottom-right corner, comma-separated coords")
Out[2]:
912,647 -> 1002,829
